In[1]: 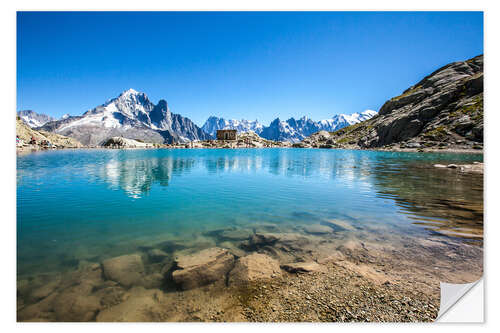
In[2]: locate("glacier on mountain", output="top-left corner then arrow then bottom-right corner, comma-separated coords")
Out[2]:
38,89 -> 210,146
203,110 -> 377,142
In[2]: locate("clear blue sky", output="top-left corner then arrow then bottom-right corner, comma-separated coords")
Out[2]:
17,11 -> 483,126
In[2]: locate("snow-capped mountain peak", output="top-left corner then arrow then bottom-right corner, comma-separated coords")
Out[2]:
121,88 -> 139,96
17,110 -> 56,128
201,116 -> 264,137
37,89 -> 209,145
202,110 -> 377,143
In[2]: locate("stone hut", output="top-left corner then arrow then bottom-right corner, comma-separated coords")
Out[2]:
216,129 -> 237,140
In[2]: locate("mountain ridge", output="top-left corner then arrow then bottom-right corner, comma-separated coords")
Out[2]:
201,111 -> 377,142
38,89 -> 210,146
17,110 -> 57,128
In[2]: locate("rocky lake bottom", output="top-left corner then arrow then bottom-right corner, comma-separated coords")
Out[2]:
16,148 -> 483,322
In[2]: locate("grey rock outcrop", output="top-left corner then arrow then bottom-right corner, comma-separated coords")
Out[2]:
301,55 -> 483,150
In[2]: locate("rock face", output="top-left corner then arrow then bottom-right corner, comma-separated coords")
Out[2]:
38,89 -> 210,145
300,55 -> 483,150
102,254 -> 145,288
229,253 -> 281,284
171,247 -> 235,290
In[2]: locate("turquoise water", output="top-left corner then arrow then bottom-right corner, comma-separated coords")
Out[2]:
17,148 -> 483,277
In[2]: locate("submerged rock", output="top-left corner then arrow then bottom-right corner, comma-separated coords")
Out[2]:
172,247 -> 235,290
219,229 -> 254,241
53,292 -> 101,321
229,253 -> 281,285
459,162 -> 484,174
30,277 -> 61,301
281,261 -> 326,273
147,249 -> 169,263
249,233 -> 280,246
219,241 -> 248,258
321,219 -> 357,231
96,287 -> 165,322
303,224 -> 333,235
102,254 -> 145,288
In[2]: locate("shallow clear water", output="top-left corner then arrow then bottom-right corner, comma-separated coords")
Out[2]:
17,148 -> 483,277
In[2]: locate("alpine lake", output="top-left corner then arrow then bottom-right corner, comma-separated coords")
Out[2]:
16,148 -> 483,322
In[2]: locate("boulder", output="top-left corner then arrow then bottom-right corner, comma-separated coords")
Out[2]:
281,261 -> 326,273
172,247 -> 235,290
102,254 -> 145,288
229,253 -> 281,285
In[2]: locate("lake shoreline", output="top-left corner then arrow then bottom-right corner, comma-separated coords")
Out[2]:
17,222 -> 482,322
16,144 -> 484,155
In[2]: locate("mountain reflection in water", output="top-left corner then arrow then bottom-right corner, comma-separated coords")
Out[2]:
87,149 -> 483,241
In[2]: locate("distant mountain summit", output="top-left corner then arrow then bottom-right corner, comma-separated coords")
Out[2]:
17,110 -> 56,128
318,110 -> 378,132
201,116 -> 264,137
38,89 -> 209,145
202,111 -> 377,142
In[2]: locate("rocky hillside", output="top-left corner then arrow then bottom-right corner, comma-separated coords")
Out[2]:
16,117 -> 83,149
38,89 -> 210,146
302,55 -> 483,150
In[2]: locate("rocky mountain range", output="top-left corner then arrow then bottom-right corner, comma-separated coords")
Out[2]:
201,117 -> 264,137
202,110 -> 377,142
17,110 -> 56,128
299,55 -> 483,150
37,89 -> 210,146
